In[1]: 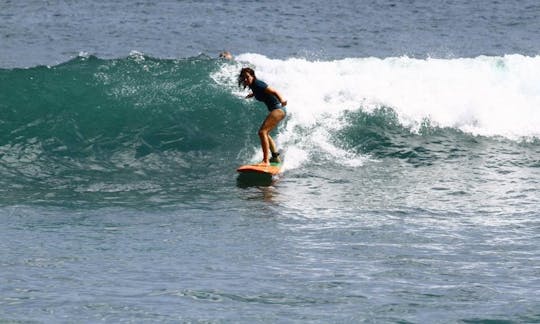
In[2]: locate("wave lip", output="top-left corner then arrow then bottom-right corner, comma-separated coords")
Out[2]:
232,53 -> 540,140
209,53 -> 540,173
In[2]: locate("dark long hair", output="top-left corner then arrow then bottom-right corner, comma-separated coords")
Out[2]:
238,67 -> 256,89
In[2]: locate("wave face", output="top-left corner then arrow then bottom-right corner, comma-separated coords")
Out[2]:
1,53 -> 539,206
0,54 -> 259,206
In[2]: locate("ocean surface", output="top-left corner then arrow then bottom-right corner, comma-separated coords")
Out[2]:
1,0 -> 540,323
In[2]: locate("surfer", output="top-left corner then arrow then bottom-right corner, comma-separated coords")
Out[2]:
238,67 -> 287,165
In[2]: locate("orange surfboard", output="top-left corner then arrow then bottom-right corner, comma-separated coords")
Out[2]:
237,162 -> 282,175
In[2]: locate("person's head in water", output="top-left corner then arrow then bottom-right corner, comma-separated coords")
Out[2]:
219,51 -> 233,60
238,67 -> 256,89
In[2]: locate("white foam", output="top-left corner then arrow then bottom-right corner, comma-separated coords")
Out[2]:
217,53 -> 540,168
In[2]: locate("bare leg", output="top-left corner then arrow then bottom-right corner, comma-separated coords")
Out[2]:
258,109 -> 285,164
268,135 -> 277,155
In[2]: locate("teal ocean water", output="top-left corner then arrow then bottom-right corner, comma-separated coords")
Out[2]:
1,1 -> 540,323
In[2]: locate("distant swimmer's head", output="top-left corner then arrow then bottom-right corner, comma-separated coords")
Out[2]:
219,51 -> 233,60
238,67 -> 255,89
